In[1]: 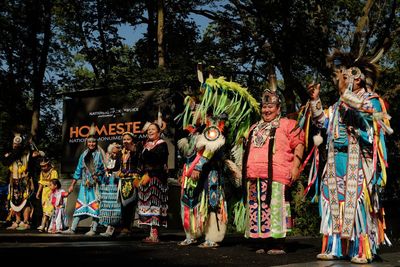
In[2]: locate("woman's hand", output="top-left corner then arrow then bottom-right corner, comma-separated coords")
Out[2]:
68,185 -> 74,194
289,166 -> 300,186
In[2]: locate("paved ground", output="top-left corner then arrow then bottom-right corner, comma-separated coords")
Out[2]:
0,227 -> 399,267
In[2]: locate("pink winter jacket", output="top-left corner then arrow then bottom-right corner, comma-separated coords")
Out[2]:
246,118 -> 305,185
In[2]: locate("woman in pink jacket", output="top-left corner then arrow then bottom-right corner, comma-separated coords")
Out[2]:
243,90 -> 305,255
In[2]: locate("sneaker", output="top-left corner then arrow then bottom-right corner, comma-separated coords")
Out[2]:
351,256 -> 368,264
100,226 -> 115,237
198,240 -> 219,248
85,230 -> 96,236
6,222 -> 19,230
62,228 -> 76,234
267,249 -> 286,255
178,238 -> 197,246
37,225 -> 44,231
16,222 -> 30,230
316,253 -> 335,260
100,231 -> 112,237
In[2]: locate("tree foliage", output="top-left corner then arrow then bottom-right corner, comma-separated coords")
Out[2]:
0,1 -> 399,225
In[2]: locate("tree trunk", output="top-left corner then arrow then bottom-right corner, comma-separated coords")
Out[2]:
29,1 -> 40,141
145,1 -> 156,68
157,0 -> 165,68
31,0 -> 52,141
96,0 -> 109,83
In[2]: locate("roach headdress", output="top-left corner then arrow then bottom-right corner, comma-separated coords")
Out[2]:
327,49 -> 380,91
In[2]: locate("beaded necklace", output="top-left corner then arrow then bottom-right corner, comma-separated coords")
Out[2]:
252,116 -> 280,147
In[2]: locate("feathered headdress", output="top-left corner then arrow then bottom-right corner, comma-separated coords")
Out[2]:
261,89 -> 281,106
180,77 -> 260,146
327,49 -> 380,91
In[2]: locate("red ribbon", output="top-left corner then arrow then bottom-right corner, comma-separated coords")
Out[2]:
303,148 -> 319,196
298,145 -> 316,175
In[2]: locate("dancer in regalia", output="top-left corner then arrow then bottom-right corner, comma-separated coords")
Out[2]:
242,89 -> 304,254
63,132 -> 105,235
177,76 -> 259,248
305,50 -> 392,264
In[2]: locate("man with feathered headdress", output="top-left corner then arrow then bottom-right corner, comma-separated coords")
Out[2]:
176,76 -> 259,248
306,50 -> 392,264
3,133 -> 40,230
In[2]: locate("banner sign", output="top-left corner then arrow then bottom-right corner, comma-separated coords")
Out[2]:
61,89 -> 176,173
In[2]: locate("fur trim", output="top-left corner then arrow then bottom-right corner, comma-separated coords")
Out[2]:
177,137 -> 189,152
204,212 -> 226,243
231,144 -> 243,169
178,135 -> 199,157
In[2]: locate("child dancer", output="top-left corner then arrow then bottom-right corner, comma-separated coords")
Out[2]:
47,179 -> 69,233
36,158 -> 59,232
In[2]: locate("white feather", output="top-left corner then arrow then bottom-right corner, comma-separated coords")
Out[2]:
177,138 -> 189,152
196,134 -> 225,154
313,133 -> 323,147
142,121 -> 152,132
370,48 -> 384,64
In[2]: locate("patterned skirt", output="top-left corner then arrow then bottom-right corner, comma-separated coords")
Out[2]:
138,176 -> 168,228
245,179 -> 291,239
48,207 -> 68,233
99,175 -> 121,226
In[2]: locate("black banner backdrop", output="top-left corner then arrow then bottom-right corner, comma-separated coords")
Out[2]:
61,89 -> 176,174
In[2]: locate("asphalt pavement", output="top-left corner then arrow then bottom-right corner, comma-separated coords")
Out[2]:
0,227 -> 399,267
